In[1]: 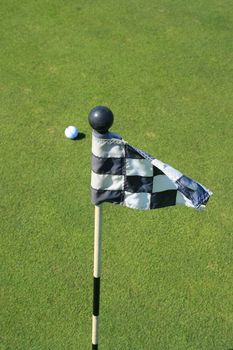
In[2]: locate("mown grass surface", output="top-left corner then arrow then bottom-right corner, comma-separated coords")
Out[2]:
1,1 -> 233,349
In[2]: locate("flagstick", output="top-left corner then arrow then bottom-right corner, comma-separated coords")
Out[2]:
92,205 -> 102,350
88,106 -> 114,349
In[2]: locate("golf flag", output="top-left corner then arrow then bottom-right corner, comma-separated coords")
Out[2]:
91,131 -> 212,210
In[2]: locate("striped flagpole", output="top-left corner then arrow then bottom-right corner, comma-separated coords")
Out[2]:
92,205 -> 102,349
88,105 -> 114,349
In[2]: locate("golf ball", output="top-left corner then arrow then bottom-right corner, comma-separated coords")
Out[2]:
65,126 -> 78,139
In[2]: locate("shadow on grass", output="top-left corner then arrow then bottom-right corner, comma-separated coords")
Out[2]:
73,132 -> 86,141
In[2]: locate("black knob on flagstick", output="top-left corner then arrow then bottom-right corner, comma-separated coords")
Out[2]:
88,106 -> 114,134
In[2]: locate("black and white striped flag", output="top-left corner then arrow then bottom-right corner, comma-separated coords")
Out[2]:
91,131 -> 212,210
90,120 -> 212,349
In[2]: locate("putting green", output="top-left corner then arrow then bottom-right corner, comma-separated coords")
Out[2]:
1,1 -> 232,349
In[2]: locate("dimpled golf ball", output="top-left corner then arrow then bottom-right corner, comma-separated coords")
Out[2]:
64,126 -> 78,139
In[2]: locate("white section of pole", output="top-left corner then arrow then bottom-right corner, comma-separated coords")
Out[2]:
93,205 -> 102,278
92,315 -> 99,346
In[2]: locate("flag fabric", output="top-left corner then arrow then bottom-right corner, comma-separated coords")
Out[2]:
91,131 -> 212,210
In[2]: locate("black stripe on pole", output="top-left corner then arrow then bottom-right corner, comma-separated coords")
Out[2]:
92,344 -> 98,349
93,277 -> 100,316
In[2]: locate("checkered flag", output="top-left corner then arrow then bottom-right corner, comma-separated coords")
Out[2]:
91,132 -> 212,210
88,105 -> 213,350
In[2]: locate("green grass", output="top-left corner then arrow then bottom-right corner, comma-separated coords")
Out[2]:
1,0 -> 233,349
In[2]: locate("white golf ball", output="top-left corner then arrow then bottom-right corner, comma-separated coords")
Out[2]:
65,126 -> 78,139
